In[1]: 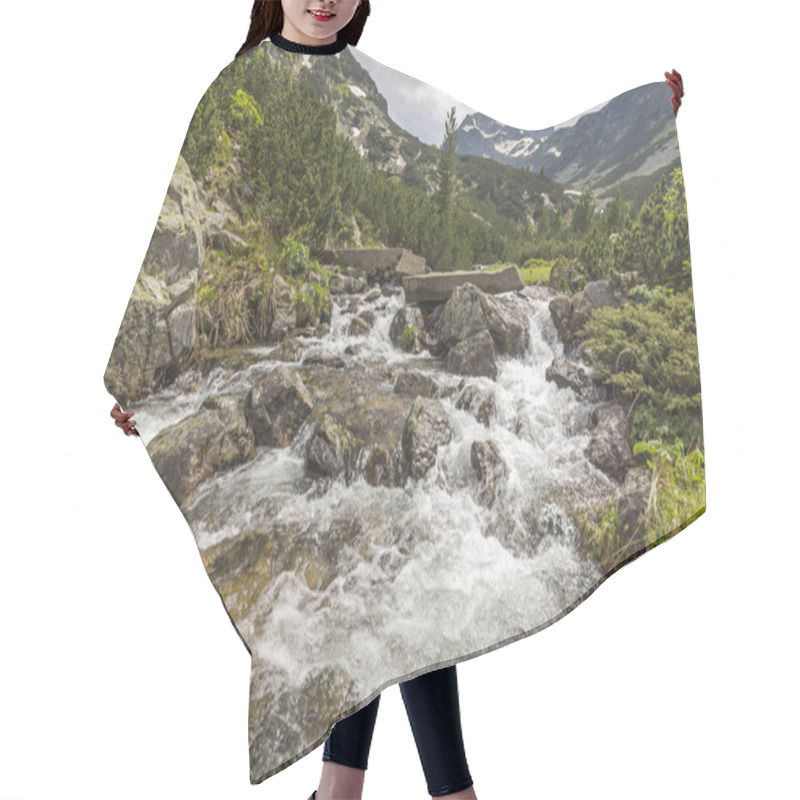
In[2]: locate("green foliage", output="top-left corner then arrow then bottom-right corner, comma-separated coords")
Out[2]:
548,256 -> 586,293
398,324 -> 417,352
243,60 -> 353,249
226,88 -> 263,134
310,278 -> 331,317
580,288 -> 702,444
610,167 -> 691,291
536,205 -> 552,238
182,88 -> 228,182
197,280 -> 217,304
513,257 -> 554,284
279,234 -> 311,278
571,183 -> 595,235
188,48 -> 690,291
294,285 -> 314,310
577,225 -> 612,281
579,496 -> 620,565
435,107 -> 459,214
601,187 -> 631,234
532,167 -> 690,292
195,249 -> 269,348
365,125 -> 392,162
628,283 -> 673,303
632,438 -> 705,546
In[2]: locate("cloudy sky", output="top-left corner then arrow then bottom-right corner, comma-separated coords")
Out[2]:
351,49 -> 610,147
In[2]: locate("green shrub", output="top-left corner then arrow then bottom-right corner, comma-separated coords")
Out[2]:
398,324 -> 417,352
279,234 -> 311,278
579,496 -> 620,565
580,289 -> 701,444
633,438 -> 705,547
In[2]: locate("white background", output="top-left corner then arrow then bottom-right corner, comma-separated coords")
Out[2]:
1,1 -> 796,798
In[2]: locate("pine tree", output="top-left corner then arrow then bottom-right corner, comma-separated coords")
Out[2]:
435,107 -> 458,214
602,187 -> 630,234
571,183 -> 595,236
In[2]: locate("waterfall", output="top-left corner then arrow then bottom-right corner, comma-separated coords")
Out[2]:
131,281 -> 612,711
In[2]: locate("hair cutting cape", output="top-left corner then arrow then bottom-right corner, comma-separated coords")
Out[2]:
104,36 -> 705,785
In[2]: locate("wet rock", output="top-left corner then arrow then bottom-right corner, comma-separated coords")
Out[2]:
548,296 -> 571,341
267,337 -> 308,362
302,350 -> 346,368
365,445 -> 394,487
364,287 -> 382,303
389,305 -> 428,353
347,310 -> 375,336
437,282 -> 529,356
393,370 -> 440,399
201,529 -> 275,625
401,397 -> 453,480
545,355 -> 591,393
471,439 -> 508,508
149,392 -> 255,506
329,273 -> 368,295
344,342 -> 363,356
244,365 -> 314,447
548,292 -> 593,346
585,403 -> 637,480
455,382 -> 497,426
445,329 -> 498,380
247,661 -> 357,784
306,413 -> 358,478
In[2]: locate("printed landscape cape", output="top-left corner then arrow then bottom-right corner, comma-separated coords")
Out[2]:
103,30 -> 706,785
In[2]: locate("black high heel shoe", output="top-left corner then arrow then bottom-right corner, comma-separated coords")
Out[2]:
307,792 -> 317,800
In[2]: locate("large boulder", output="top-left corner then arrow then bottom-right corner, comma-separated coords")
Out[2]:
103,155 -> 204,405
585,403 -> 637,480
546,355 -> 591,394
583,280 -> 619,309
305,413 -> 358,478
389,304 -> 429,353
393,370 -> 441,399
244,365 -> 314,448
403,265 -> 523,303
437,282 -> 529,357
445,329 -> 498,380
148,392 -> 255,506
548,279 -> 623,348
401,397 -> 453,481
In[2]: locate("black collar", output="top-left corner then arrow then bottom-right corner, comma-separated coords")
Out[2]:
270,31 -> 348,55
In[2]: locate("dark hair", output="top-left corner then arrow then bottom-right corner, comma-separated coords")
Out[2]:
236,1 -> 371,59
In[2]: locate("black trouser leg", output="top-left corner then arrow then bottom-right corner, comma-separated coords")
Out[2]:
322,665 -> 473,797
323,693 -> 381,770
400,665 -> 474,797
